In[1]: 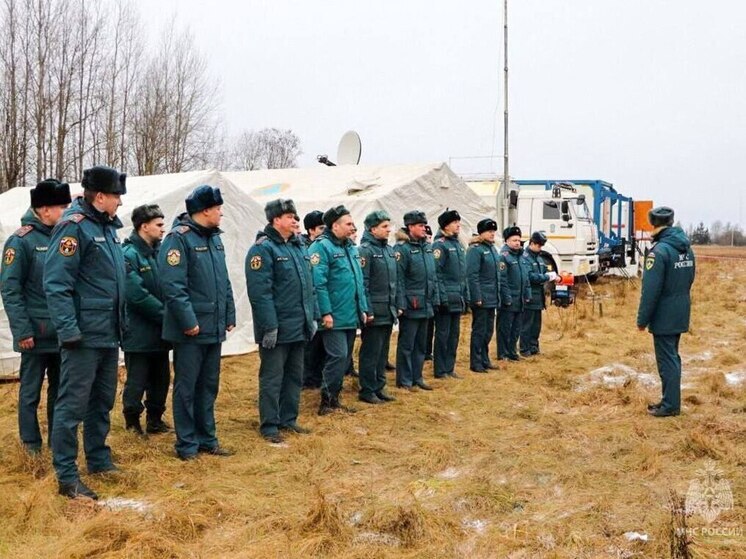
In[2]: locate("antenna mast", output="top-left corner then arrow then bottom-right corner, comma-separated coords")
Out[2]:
502,0 -> 511,227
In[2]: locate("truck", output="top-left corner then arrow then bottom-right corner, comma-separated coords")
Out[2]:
466,177 -> 643,278
515,180 -> 640,276
466,178 -> 600,277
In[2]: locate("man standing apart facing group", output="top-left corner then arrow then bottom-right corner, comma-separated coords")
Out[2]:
246,199 -> 316,443
309,205 -> 367,415
159,185 -> 236,460
357,210 -> 398,404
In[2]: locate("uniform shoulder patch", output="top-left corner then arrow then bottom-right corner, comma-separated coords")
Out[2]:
394,251 -> 402,262
433,248 -> 442,260
499,261 -> 506,271
167,249 -> 181,266
645,254 -> 656,271
249,254 -> 262,270
3,247 -> 16,266
59,236 -> 78,257
15,225 -> 33,237
360,256 -> 367,268
310,253 -> 321,266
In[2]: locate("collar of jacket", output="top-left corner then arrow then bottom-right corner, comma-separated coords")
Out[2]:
362,230 -> 388,247
20,207 -> 53,236
178,214 -> 223,238
263,224 -> 300,246
397,228 -> 426,245
127,230 -> 158,257
650,225 -> 669,242
321,229 -> 351,247
74,198 -> 123,228
502,243 -> 522,256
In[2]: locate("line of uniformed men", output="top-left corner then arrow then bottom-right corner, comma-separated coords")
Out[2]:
0,173 -> 558,499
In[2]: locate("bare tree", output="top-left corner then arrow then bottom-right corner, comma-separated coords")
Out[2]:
133,20 -> 219,175
227,127 -> 302,170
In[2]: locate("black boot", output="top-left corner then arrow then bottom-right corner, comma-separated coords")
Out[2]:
331,394 -> 357,414
318,392 -> 334,416
124,412 -> 144,435
146,413 -> 171,434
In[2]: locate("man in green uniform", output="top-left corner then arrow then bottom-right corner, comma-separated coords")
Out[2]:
159,185 -> 236,460
45,166 -> 127,500
1,179 -> 71,454
465,218 -> 507,372
394,211 -> 440,391
308,205 -> 367,415
299,210 -> 326,389
520,231 -> 560,357
432,209 -> 468,380
637,206 -> 695,417
498,226 -> 530,361
246,199 -> 317,443
357,210 -> 398,404
121,204 -> 171,435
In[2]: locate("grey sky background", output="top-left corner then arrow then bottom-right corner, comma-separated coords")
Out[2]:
134,0 -> 745,227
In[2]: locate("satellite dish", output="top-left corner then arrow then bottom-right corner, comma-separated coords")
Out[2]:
337,130 -> 362,166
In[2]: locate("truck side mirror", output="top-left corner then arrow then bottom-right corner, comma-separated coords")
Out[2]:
561,201 -> 569,214
577,194 -> 585,205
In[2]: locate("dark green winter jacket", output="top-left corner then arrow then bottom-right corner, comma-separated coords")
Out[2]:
245,225 -> 317,344
637,227 -> 695,335
521,247 -> 550,311
499,244 -> 531,312
358,230 -> 397,326
1,209 -> 59,353
308,229 -> 367,330
394,229 -> 440,319
432,232 -> 468,313
122,232 -> 169,352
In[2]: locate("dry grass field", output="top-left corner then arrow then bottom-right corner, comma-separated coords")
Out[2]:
0,252 -> 744,558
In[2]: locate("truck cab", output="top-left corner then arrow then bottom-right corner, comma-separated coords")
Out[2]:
515,184 -> 599,276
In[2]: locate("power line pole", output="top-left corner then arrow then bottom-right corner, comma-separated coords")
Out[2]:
502,0 -> 510,227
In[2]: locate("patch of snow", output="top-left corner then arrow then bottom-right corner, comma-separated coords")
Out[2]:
725,371 -> 746,386
462,518 -> 488,533
354,531 -> 401,547
447,411 -> 462,421
580,363 -> 658,389
98,498 -> 154,516
623,531 -> 649,542
684,351 -> 713,363
436,467 -> 461,480
348,511 -> 363,526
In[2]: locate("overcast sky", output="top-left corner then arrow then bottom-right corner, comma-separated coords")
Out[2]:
134,0 -> 745,226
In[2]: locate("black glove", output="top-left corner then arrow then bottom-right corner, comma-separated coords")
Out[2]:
61,337 -> 82,350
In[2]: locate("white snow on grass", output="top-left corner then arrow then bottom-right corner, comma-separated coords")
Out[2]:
579,363 -> 658,390
98,498 -> 154,516
725,371 -> 746,386
436,467 -> 462,480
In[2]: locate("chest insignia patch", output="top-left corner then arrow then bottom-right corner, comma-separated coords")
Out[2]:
59,237 -> 78,257
167,249 -> 181,266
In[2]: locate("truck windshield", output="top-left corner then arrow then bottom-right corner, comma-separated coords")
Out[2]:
573,200 -> 592,221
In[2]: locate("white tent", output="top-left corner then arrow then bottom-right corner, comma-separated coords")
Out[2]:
224,162 -> 495,238
0,170 -> 266,375
0,163 -> 494,374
